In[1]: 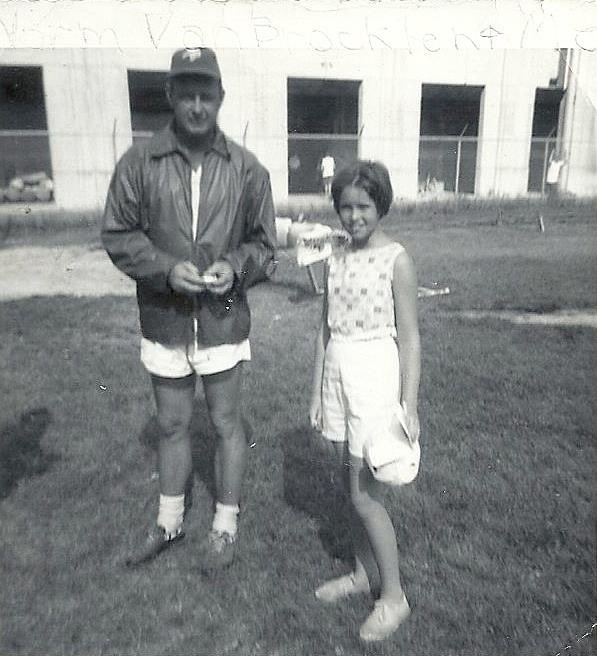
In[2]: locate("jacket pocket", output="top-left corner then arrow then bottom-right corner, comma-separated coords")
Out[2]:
197,285 -> 251,346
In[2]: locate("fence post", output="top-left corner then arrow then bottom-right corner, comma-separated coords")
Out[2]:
454,124 -> 468,194
541,140 -> 549,196
455,138 -> 462,194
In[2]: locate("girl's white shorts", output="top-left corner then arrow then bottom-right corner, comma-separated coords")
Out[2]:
322,336 -> 400,459
140,338 -> 251,378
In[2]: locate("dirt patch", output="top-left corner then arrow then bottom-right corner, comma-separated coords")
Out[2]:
453,309 -> 597,328
0,245 -> 134,300
2,246 -> 596,331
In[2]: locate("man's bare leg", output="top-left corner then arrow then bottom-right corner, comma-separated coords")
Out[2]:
200,362 -> 246,570
125,374 -> 195,566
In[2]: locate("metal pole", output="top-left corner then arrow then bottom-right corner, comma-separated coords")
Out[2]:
541,140 -> 549,196
561,49 -> 576,192
358,124 -> 364,158
455,139 -> 462,194
455,124 -> 468,194
541,128 -> 555,196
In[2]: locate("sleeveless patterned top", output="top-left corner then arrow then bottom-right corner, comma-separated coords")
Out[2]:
327,242 -> 405,341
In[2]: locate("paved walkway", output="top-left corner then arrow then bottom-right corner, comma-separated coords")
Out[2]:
0,245 -> 134,300
449,308 -> 597,328
2,244 -> 596,328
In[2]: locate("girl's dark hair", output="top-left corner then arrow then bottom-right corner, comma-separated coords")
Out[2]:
331,161 -> 394,217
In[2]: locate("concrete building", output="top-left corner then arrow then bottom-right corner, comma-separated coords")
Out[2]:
0,47 -> 595,209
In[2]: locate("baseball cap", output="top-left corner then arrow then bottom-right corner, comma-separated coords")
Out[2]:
363,406 -> 421,486
168,47 -> 221,80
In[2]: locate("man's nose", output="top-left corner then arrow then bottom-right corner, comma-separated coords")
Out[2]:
192,95 -> 203,112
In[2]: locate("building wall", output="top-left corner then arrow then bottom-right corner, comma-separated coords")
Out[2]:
560,50 -> 597,196
475,52 -> 538,196
44,49 -> 133,208
0,48 -> 594,209
1,48 -> 132,208
360,50 -> 421,199
222,48 -> 289,204
221,48 -> 563,200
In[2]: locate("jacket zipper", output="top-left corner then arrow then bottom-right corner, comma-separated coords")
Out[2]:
189,162 -> 200,356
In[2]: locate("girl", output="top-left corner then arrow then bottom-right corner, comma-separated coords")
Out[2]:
309,160 -> 421,642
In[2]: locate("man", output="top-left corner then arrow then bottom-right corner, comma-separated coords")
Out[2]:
546,150 -> 565,198
320,153 -> 335,196
102,47 -> 277,570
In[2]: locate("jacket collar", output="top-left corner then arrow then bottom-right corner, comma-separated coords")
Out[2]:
149,121 -> 230,160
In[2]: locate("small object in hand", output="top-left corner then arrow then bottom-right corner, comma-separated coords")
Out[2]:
198,273 -> 219,284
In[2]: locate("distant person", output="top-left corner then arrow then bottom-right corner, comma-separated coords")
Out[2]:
309,160 -> 421,642
546,151 -> 565,198
320,154 -> 335,196
102,47 -> 277,571
288,154 -> 301,171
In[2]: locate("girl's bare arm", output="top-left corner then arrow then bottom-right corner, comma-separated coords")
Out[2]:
392,250 -> 421,438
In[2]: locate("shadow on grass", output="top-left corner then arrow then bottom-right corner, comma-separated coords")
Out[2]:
0,407 -> 58,499
281,426 -> 352,563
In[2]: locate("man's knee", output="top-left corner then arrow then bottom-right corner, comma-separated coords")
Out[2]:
210,408 -> 243,441
157,411 -> 191,442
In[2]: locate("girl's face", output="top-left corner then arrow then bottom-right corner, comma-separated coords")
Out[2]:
337,185 -> 381,247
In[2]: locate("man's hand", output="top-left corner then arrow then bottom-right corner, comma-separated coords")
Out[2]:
202,260 -> 235,295
168,261 -> 206,295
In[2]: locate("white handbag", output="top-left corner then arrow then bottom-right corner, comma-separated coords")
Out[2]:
363,404 -> 420,486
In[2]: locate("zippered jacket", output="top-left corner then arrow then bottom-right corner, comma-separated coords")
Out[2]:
102,123 -> 277,348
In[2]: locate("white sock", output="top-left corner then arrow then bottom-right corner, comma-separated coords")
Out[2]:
211,502 -> 240,536
157,494 -> 185,540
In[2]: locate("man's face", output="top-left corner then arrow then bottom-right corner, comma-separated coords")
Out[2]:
167,76 -> 223,141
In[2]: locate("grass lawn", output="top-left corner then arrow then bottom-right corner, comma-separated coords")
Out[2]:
0,214 -> 595,656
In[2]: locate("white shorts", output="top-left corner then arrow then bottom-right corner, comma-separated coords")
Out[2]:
140,337 -> 251,378
322,336 -> 400,459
